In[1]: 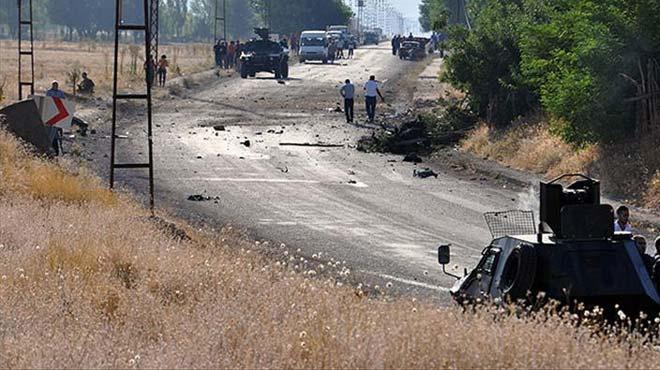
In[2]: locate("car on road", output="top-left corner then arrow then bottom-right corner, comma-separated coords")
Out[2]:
299,30 -> 329,64
437,174 -> 660,317
239,28 -> 289,79
399,39 -> 428,61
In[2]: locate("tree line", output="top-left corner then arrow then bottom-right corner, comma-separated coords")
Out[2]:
421,0 -> 660,147
0,0 -> 352,41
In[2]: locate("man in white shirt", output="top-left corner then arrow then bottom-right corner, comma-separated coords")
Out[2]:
614,205 -> 633,232
340,79 -> 355,123
364,75 -> 384,123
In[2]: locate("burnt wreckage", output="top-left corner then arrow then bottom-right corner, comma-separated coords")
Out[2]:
239,28 -> 289,79
437,174 -> 660,315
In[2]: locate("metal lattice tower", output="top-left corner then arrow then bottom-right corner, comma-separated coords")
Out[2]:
17,0 -> 35,100
214,0 -> 227,42
110,0 -> 156,210
149,0 -> 159,59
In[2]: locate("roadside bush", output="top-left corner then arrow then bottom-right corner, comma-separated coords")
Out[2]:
520,0 -> 634,145
443,1 -> 536,127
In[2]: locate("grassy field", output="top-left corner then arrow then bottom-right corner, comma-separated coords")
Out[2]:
1,117 -> 660,367
0,39 -> 214,103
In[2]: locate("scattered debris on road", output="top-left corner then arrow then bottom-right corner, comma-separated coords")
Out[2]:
413,168 -> 438,179
213,125 -> 226,131
241,140 -> 251,147
279,142 -> 344,148
187,194 -> 220,202
403,153 -> 423,163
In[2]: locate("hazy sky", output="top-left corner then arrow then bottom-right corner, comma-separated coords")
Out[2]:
391,0 -> 422,19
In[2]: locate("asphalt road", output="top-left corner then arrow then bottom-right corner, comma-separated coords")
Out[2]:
102,44 -> 534,302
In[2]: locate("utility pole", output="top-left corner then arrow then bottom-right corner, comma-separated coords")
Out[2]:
149,0 -> 159,59
214,0 -> 227,42
264,0 -> 272,30
17,0 -> 35,100
110,0 -> 156,211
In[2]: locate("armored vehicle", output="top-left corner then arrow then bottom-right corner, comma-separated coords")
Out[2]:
399,38 -> 429,61
239,28 -> 289,79
437,174 -> 660,316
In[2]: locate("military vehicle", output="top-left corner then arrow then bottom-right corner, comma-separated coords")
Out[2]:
437,174 -> 660,316
238,28 -> 289,79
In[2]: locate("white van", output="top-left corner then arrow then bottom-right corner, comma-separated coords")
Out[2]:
299,30 -> 328,63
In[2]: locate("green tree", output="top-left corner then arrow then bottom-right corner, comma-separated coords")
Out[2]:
519,0 -> 635,144
251,0 -> 352,35
444,0 -> 535,126
419,0 -> 449,32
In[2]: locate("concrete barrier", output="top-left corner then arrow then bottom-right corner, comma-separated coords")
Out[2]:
0,100 -> 53,155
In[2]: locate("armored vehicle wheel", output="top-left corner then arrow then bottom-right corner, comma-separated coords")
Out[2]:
300,58 -> 306,63
240,64 -> 249,79
322,59 -> 328,64
274,68 -> 281,80
281,62 -> 289,79
500,243 -> 537,300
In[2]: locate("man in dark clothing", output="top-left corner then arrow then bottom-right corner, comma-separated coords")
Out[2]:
77,72 -> 95,94
340,79 -> 355,123
391,35 -> 399,56
214,40 -> 226,68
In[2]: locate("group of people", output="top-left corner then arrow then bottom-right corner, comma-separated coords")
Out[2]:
390,33 -> 414,56
214,39 -> 243,70
615,206 -> 660,279
391,32 -> 446,57
339,75 -> 385,124
327,38 -> 356,62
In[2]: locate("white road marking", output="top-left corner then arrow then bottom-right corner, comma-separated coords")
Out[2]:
362,271 -> 451,292
184,177 -> 320,184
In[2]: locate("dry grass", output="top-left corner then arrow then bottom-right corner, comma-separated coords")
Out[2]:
460,119 -> 660,210
646,171 -> 660,210
2,129 -> 660,368
0,39 -> 213,104
461,121 -> 597,178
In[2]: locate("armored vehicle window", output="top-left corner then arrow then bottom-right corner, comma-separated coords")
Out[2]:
242,40 -> 282,53
478,249 -> 500,274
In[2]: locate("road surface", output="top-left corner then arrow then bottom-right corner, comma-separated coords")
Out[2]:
83,44 -> 534,302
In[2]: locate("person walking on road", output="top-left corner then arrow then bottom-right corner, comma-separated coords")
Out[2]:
340,79 -> 355,123
364,75 -> 384,123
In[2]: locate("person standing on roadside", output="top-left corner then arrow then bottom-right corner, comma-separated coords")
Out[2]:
46,80 -> 65,155
144,54 -> 157,87
340,79 -> 355,123
347,39 -> 355,59
614,205 -> 633,232
234,40 -> 242,70
46,80 -> 66,99
227,41 -> 236,69
157,55 -> 169,87
364,75 -> 384,123
391,35 -> 400,56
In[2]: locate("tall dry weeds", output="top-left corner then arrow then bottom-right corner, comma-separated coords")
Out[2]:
1,129 -> 660,368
